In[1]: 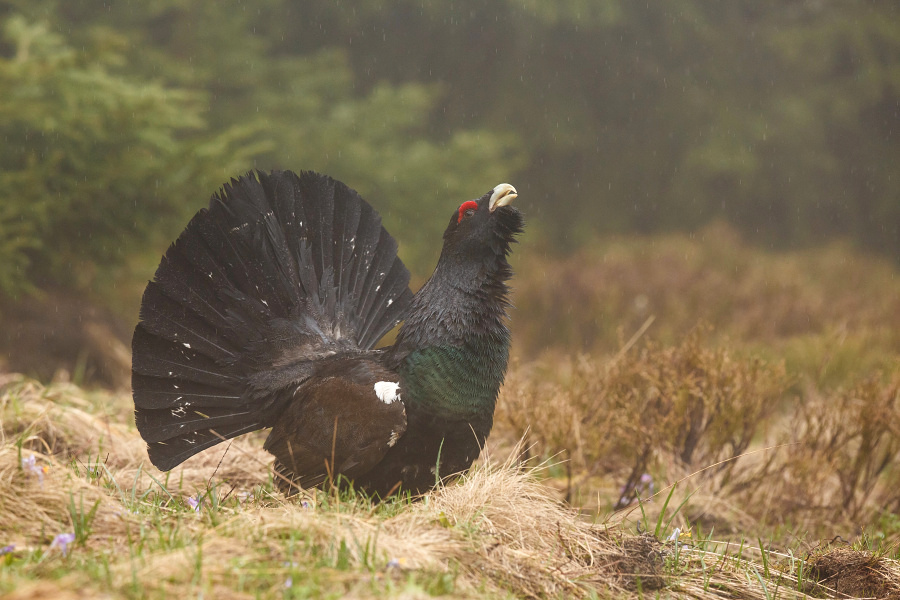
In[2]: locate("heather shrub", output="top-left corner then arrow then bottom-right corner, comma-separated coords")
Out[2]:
738,370 -> 900,526
498,328 -> 791,508
498,333 -> 900,537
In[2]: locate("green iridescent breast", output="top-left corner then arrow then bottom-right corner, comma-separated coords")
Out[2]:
399,339 -> 509,419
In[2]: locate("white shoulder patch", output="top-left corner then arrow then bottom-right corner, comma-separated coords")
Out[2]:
374,381 -> 401,404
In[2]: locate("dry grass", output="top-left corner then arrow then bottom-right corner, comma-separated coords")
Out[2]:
4,377 -> 900,598
0,378 -> 659,598
806,547 -> 900,599
498,329 -> 791,507
495,330 -> 900,543
495,226 -> 900,547
745,373 -> 900,526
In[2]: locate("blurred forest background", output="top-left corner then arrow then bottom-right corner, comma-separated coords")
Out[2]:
0,0 -> 898,386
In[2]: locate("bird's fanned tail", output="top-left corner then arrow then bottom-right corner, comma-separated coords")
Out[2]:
132,170 -> 413,470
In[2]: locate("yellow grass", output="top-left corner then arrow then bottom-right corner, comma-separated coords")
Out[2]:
2,376 -> 900,598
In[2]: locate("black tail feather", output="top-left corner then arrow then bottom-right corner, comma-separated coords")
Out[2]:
146,422 -> 265,472
132,373 -> 242,410
132,325 -> 240,387
136,404 -> 257,444
138,282 -> 238,363
133,170 -> 414,470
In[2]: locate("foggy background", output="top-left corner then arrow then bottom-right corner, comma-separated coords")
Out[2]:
1,0 -> 898,385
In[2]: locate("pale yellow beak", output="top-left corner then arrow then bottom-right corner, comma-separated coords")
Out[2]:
488,183 -> 518,212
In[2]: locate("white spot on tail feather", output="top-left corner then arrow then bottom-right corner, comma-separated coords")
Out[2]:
374,381 -> 400,404
387,429 -> 401,447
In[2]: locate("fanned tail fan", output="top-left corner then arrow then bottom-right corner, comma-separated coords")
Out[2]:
132,170 -> 413,470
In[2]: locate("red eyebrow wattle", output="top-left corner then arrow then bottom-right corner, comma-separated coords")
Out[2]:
458,201 -> 479,223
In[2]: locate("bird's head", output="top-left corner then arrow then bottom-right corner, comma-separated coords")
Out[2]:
390,183 -> 523,360
440,183 -> 524,265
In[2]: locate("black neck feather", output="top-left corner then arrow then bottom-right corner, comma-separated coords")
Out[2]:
386,208 -> 521,419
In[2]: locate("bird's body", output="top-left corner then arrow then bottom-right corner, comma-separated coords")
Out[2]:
132,170 -> 522,497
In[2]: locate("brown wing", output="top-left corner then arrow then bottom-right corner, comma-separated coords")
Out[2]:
263,358 -> 406,494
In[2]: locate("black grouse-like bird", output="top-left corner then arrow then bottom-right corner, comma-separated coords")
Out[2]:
132,170 -> 522,497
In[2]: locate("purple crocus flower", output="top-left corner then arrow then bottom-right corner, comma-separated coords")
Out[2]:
0,544 -> 14,556
21,455 -> 47,485
186,495 -> 201,512
50,533 -> 75,557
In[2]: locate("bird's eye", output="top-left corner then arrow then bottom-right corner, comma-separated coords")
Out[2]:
457,200 -> 479,223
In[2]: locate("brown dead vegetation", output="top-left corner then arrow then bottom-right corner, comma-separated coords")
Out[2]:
3,368 -> 900,597
0,378 -> 668,598
496,329 -> 900,541
806,547 -> 900,599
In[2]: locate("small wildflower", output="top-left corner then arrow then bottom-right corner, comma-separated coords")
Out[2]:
50,533 -> 75,557
300,500 -> 311,510
666,527 -> 691,550
186,495 -> 201,512
386,557 -> 407,569
634,473 -> 655,498
284,576 -> 293,588
21,455 -> 49,485
667,527 -> 691,541
0,544 -> 14,556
